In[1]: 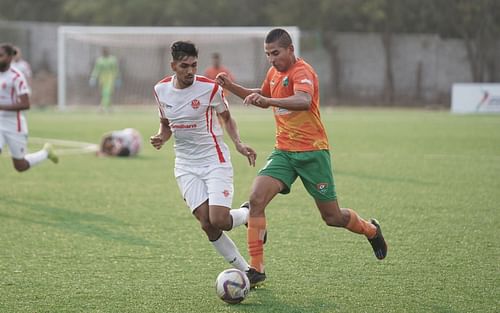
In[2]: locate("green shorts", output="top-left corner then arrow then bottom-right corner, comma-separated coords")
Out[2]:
258,149 -> 337,201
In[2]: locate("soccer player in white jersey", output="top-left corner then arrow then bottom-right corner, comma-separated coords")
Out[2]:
98,128 -> 142,157
0,43 -> 58,172
12,46 -> 32,85
150,41 -> 258,278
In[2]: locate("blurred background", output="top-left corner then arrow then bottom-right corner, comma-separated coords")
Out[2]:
0,0 -> 499,108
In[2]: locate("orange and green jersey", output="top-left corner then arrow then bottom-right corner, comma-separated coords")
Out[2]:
261,58 -> 329,151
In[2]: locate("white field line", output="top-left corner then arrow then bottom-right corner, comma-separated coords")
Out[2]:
30,137 -> 99,155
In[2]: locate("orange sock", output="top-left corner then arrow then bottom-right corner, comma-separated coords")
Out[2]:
345,209 -> 377,239
247,216 -> 266,273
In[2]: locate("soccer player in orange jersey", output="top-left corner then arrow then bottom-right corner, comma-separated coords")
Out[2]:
204,53 -> 234,81
217,28 -> 387,287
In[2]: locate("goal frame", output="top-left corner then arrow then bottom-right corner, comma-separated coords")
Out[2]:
57,26 -> 300,109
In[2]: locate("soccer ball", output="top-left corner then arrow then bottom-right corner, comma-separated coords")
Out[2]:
215,269 -> 250,304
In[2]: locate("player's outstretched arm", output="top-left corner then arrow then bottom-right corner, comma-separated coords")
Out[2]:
150,118 -> 172,150
244,91 -> 311,111
215,72 -> 261,101
218,110 -> 256,167
0,94 -> 30,111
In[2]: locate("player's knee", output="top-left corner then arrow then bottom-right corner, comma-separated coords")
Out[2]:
249,193 -> 266,215
200,219 -> 218,235
211,219 -> 230,231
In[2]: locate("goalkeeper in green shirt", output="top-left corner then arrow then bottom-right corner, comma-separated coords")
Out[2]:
89,47 -> 121,111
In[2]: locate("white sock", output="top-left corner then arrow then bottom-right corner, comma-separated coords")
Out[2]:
230,206 -> 249,229
211,232 -> 250,272
25,149 -> 48,167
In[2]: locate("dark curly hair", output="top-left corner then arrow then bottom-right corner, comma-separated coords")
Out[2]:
171,41 -> 198,61
0,43 -> 17,56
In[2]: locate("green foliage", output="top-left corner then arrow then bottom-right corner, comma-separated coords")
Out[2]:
1,107 -> 499,312
1,0 -> 498,40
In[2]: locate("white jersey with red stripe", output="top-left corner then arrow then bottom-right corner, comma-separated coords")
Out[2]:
12,60 -> 32,81
154,75 -> 230,167
111,128 -> 142,156
0,66 -> 31,134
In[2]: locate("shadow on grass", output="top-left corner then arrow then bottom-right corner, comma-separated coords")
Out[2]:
230,287 -> 339,313
0,198 -> 158,247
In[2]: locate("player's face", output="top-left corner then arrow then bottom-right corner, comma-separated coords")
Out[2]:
171,56 -> 197,88
265,42 -> 294,72
0,48 -> 12,72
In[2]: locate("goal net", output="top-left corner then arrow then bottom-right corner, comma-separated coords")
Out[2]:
57,26 -> 300,109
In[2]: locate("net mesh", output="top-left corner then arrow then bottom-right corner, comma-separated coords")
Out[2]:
60,27 -> 299,106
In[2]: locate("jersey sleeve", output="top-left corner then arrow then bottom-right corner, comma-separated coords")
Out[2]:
15,73 -> 30,96
260,67 -> 273,97
292,68 -> 315,96
90,58 -> 101,79
25,62 -> 33,79
153,85 -> 166,119
210,84 -> 229,113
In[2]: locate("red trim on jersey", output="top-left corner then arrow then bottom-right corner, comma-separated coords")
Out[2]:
205,106 -> 210,132
158,75 -> 173,84
209,84 -> 219,104
207,106 -> 226,163
19,80 -> 24,90
153,89 -> 165,118
196,76 -> 216,84
10,69 -> 20,82
16,111 -> 21,132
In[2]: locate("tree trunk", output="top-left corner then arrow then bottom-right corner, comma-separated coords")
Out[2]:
321,31 -> 341,101
381,29 -> 395,104
415,61 -> 423,103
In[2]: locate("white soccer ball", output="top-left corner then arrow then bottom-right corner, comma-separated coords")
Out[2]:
215,269 -> 250,304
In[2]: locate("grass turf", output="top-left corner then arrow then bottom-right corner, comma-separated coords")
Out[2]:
0,107 -> 499,312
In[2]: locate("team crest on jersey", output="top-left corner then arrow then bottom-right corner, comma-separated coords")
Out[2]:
222,190 -> 231,198
191,99 -> 201,109
283,77 -> 289,87
316,183 -> 328,194
1,82 -> 6,90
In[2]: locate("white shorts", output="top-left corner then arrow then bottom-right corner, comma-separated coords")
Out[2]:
175,164 -> 234,212
0,130 -> 28,159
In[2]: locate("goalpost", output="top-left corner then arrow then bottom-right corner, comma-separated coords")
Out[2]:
57,26 -> 300,110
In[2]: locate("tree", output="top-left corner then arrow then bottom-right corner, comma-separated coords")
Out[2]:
433,0 -> 500,82
265,0 -> 365,100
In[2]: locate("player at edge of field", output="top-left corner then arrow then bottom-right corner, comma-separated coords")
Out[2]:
89,47 -> 120,112
216,28 -> 388,287
0,43 -> 58,172
12,46 -> 32,86
150,41 -> 260,278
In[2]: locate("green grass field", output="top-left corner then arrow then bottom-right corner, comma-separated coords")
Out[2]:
1,107 -> 499,313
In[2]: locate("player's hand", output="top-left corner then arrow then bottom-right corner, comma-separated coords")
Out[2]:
244,93 -> 270,108
235,142 -> 257,167
215,72 -> 232,87
150,133 -> 167,150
